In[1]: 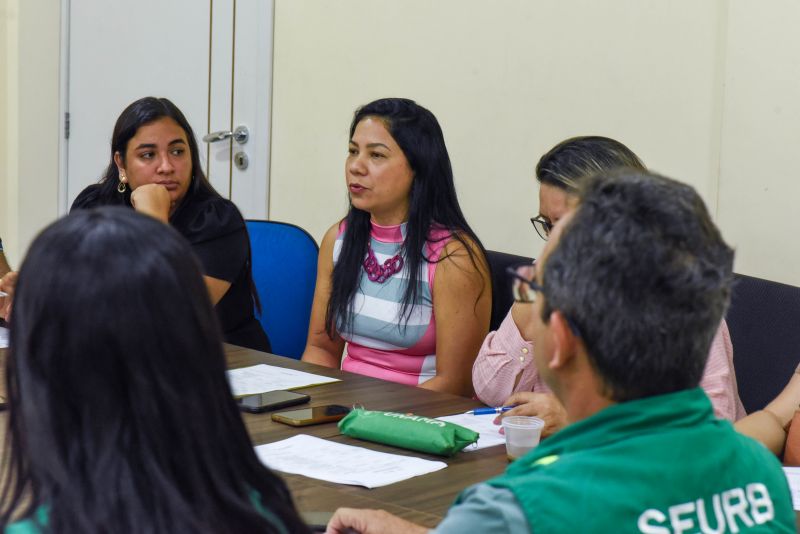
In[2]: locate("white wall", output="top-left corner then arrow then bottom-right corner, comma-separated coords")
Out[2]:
0,0 -> 17,260
0,0 -> 61,266
2,0 -> 799,287
717,0 -> 800,286
270,0 -> 728,267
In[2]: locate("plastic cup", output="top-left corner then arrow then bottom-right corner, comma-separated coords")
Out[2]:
502,416 -> 545,462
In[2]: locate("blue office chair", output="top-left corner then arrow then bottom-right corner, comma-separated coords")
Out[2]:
246,220 -> 318,359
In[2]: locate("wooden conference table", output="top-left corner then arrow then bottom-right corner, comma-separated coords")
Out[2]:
227,344 -> 508,528
0,344 -> 507,528
3,343 -> 798,529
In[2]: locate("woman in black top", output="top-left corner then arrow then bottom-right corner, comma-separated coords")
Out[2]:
71,96 -> 270,351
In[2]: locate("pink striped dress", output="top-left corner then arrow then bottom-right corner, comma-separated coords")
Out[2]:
335,221 -> 451,386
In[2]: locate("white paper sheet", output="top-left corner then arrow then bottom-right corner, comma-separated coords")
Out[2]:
255,434 -> 447,488
227,364 -> 339,396
783,467 -> 800,510
437,412 -> 506,451
0,326 -> 8,349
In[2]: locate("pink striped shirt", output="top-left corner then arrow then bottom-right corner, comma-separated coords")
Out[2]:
472,312 -> 746,421
336,222 -> 452,386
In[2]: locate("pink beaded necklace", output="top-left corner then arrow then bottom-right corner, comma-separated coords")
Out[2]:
363,246 -> 404,283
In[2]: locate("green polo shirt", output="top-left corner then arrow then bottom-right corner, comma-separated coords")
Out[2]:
476,388 -> 794,533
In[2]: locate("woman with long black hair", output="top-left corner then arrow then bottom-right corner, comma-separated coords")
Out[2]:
302,98 -> 491,397
71,96 -> 269,351
0,207 -> 308,533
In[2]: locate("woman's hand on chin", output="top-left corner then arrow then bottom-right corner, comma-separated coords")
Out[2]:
131,184 -> 171,223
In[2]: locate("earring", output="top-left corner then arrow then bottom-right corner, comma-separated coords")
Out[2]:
117,174 -> 127,194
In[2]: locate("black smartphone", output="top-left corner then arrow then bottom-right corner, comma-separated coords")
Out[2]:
271,404 -> 351,426
236,390 -> 310,413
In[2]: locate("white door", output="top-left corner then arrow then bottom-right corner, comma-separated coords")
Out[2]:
64,0 -> 272,219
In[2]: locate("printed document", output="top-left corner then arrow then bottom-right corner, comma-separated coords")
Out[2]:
0,326 -> 7,349
437,413 -> 506,451
784,467 -> 800,510
255,434 -> 447,488
227,364 -> 340,396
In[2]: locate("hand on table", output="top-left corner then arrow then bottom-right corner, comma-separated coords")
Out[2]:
494,391 -> 567,438
130,183 -> 171,223
326,508 -> 428,534
0,270 -> 18,321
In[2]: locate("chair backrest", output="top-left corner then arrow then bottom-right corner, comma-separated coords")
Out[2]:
246,220 -> 319,359
485,250 -> 535,331
726,273 -> 800,413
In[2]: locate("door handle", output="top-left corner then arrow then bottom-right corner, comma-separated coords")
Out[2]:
202,125 -> 249,144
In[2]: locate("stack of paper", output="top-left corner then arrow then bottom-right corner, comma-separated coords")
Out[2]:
437,412 -> 506,451
255,434 -> 447,488
784,467 -> 800,510
227,364 -> 340,396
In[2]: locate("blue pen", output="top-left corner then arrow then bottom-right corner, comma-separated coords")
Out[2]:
466,405 -> 515,415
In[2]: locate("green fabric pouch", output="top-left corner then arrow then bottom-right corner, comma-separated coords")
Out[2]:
338,408 -> 479,457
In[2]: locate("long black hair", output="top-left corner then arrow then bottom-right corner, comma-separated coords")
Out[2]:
82,96 -> 219,207
325,98 -> 487,336
0,208 -> 308,533
73,96 -> 262,317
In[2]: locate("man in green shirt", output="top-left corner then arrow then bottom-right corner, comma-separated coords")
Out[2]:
326,170 -> 795,533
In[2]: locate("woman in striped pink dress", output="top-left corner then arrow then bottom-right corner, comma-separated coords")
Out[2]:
302,98 -> 491,397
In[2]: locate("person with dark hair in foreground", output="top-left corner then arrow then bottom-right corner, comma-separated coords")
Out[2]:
0,208 -> 308,533
302,98 -> 490,396
71,96 -> 270,351
473,136 -> 744,437
326,171 -> 794,533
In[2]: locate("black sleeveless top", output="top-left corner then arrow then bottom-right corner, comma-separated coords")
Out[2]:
71,185 -> 271,352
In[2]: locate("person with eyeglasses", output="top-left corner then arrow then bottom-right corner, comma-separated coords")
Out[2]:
472,136 -> 745,436
326,171 -> 794,534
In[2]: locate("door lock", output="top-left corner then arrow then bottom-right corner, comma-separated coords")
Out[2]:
234,151 -> 249,170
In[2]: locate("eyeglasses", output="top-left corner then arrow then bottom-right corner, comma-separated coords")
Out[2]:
506,262 -> 543,304
506,262 -> 585,340
530,216 -> 553,241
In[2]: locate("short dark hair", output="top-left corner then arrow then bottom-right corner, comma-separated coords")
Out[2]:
542,170 -> 734,401
1,208 -> 307,533
536,136 -> 646,192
